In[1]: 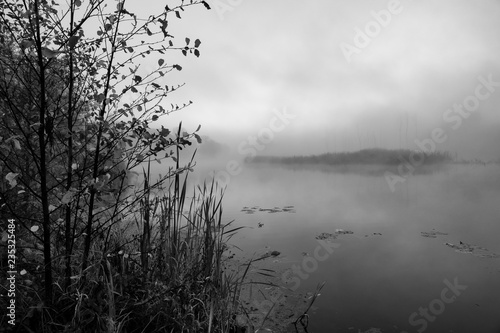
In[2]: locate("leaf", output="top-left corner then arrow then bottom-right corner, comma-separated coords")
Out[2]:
130,86 -> 138,93
20,39 -> 34,50
160,127 -> 170,137
194,49 -> 200,57
202,1 -> 211,10
96,93 -> 105,103
196,124 -> 201,131
75,0 -> 82,7
194,133 -> 202,144
194,39 -> 201,48
20,269 -> 27,276
49,205 -> 56,212
68,35 -> 80,49
182,49 -> 187,56
158,58 -> 165,66
175,11 -> 181,19
61,190 -> 75,205
41,47 -> 59,58
12,138 -> 21,150
5,172 -> 19,188
127,47 -> 134,52
173,64 -> 182,71
185,37 -> 190,45
30,226 -> 39,232
152,115 -> 159,121
134,75 -> 142,83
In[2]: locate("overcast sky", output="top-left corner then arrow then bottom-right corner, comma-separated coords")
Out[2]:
136,0 -> 500,160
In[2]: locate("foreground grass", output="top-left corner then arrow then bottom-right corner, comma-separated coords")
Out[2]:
0,167 -> 252,333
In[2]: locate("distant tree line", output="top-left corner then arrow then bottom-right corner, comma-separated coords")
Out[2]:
248,148 -> 454,166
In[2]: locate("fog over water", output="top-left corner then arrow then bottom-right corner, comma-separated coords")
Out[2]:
212,163 -> 500,332
131,1 -> 500,332
127,0 -> 500,162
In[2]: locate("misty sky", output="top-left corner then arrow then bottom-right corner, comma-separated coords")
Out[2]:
135,0 -> 500,160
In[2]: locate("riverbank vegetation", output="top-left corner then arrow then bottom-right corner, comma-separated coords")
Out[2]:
0,1 -> 261,332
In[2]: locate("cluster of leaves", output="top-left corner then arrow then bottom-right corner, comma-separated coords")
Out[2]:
0,0 -> 254,332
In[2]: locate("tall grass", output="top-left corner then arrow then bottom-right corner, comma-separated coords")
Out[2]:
1,159 -> 251,333
86,167 -> 246,333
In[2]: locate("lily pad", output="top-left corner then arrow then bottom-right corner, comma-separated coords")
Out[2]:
421,230 -> 448,238
444,241 -> 500,258
316,229 -> 354,241
241,205 -> 296,214
270,250 -> 280,257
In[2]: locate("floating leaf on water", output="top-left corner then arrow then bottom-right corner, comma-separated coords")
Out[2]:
444,241 -> 500,259
421,230 -> 448,238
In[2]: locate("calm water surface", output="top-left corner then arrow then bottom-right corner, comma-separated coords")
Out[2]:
172,160 -> 500,333
196,163 -> 500,333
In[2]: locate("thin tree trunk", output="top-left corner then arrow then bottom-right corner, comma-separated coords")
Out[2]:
81,7 -> 122,277
64,0 -> 76,290
34,0 -> 53,305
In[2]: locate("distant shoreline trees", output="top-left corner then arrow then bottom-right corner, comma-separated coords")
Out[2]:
247,148 -> 456,166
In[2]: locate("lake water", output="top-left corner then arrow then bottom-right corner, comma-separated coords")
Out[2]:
188,162 -> 500,333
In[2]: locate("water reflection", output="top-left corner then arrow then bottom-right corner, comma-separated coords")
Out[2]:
214,163 -> 500,333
